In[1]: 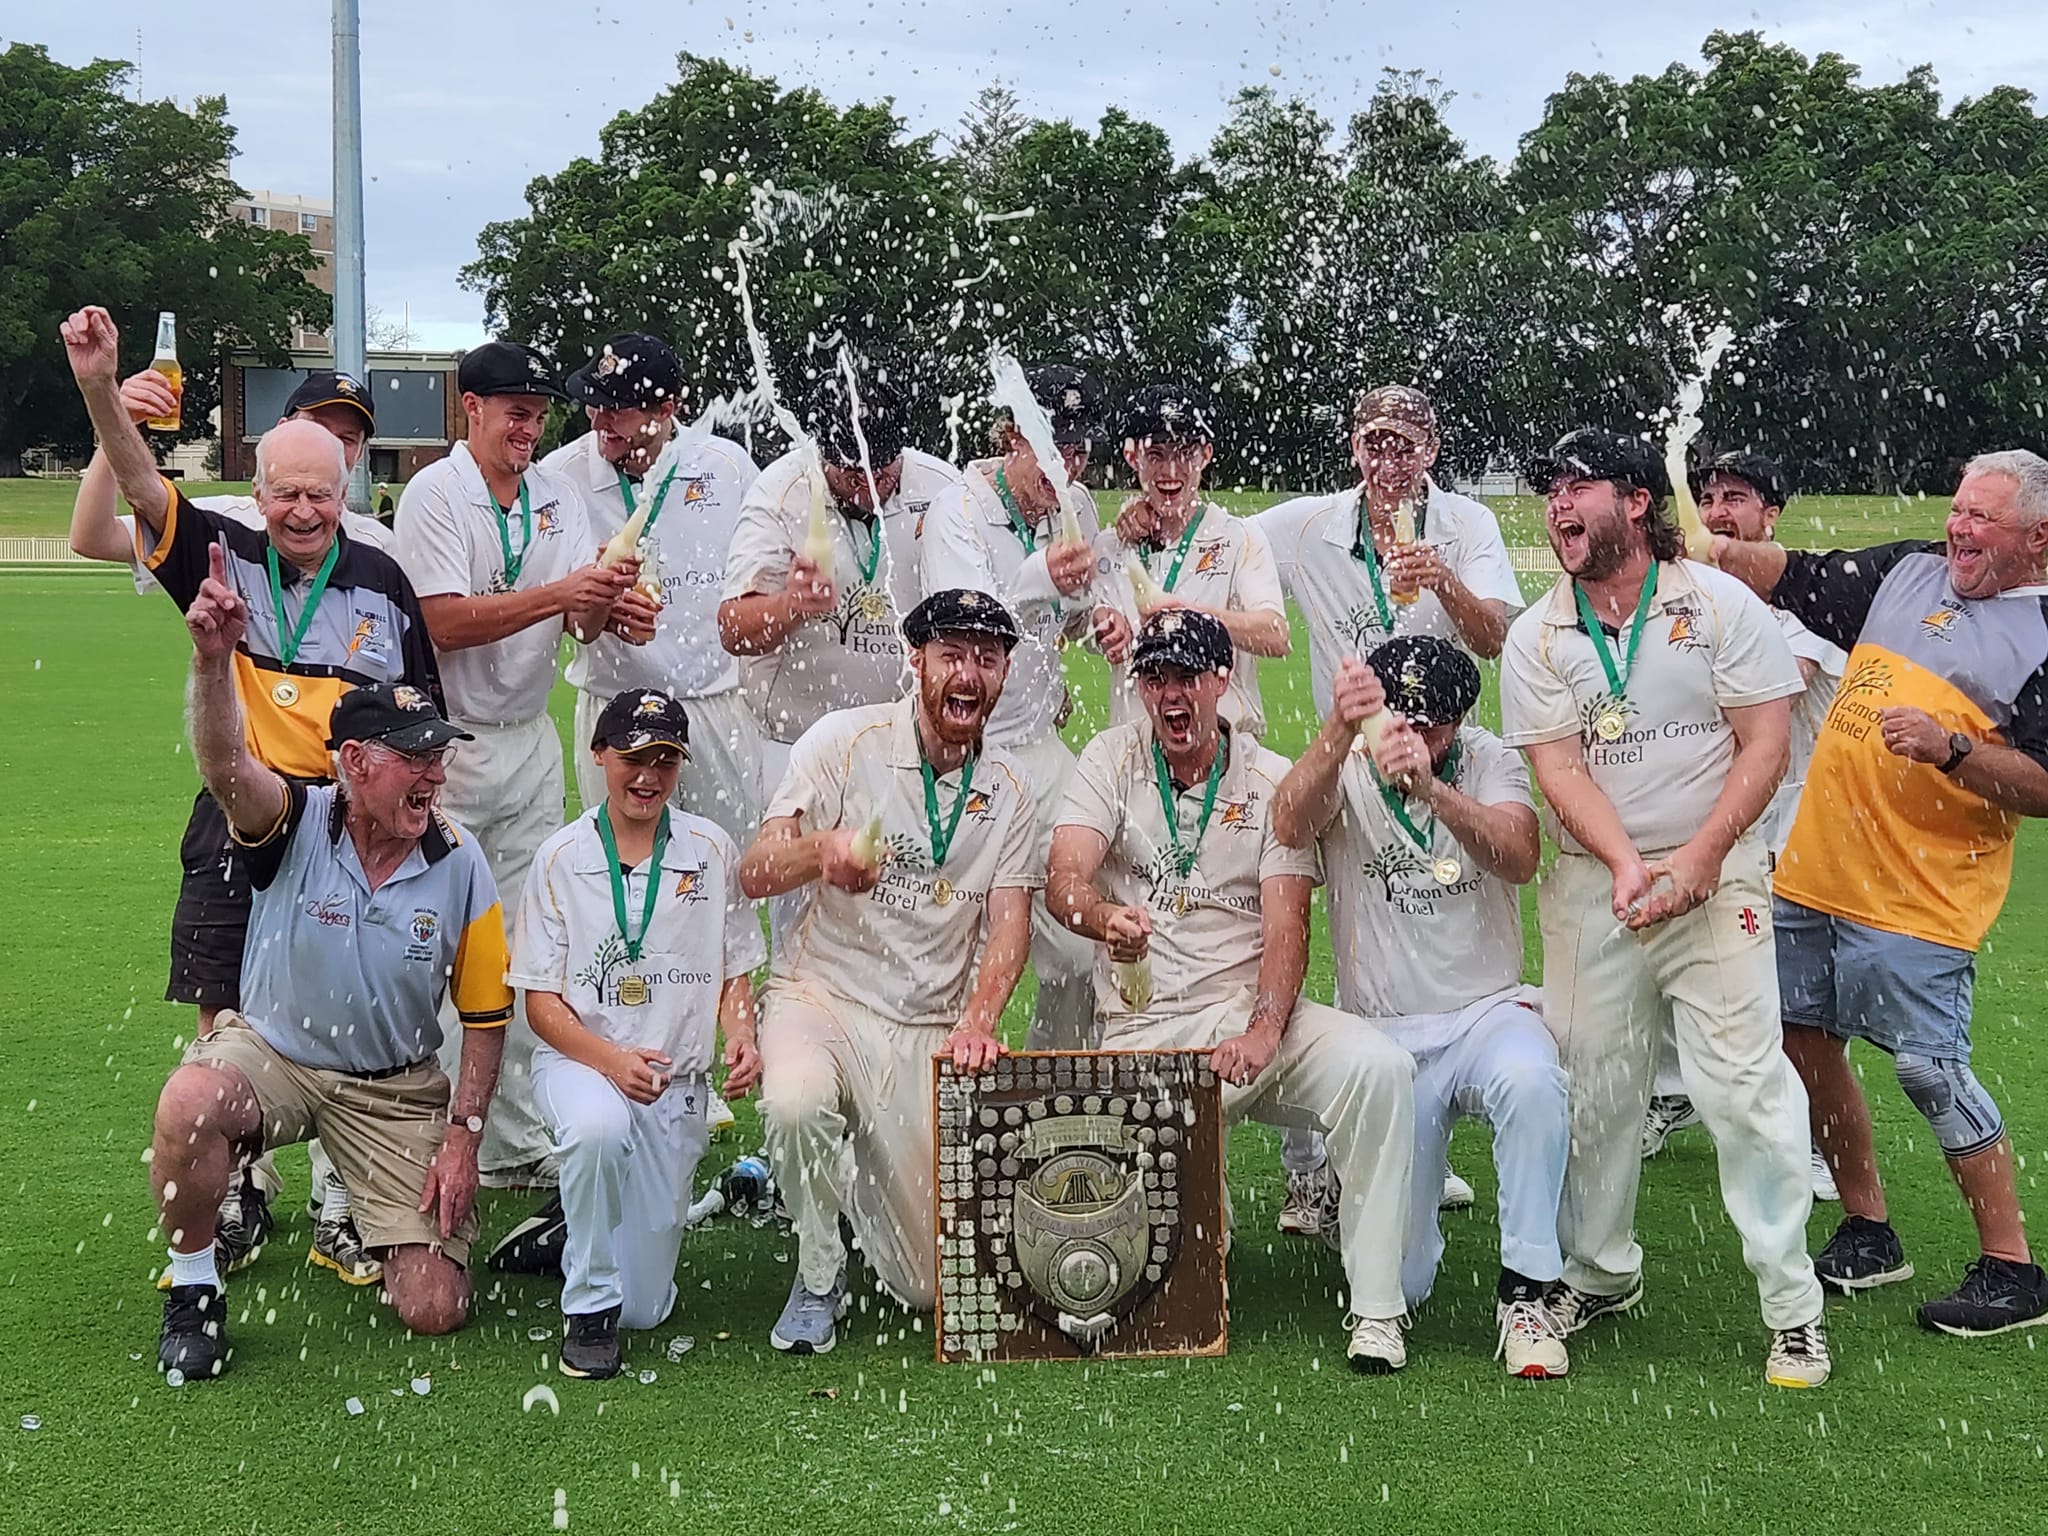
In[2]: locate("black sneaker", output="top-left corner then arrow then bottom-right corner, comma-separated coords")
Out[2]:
157,1170 -> 274,1291
1544,1276 -> 1643,1335
1917,1256 -> 2048,1337
559,1305 -> 622,1379
487,1193 -> 568,1277
159,1284 -> 229,1381
1814,1215 -> 1914,1293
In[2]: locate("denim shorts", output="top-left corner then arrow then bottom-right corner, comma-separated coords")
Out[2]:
1773,897 -> 1976,1058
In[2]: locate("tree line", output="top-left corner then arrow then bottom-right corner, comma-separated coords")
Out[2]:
5,32 -> 2044,493
466,31 -> 2048,495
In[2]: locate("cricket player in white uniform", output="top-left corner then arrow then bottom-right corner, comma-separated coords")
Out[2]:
1499,427 -> 1830,1388
920,364 -> 1111,1050
1641,452 -> 1844,1200
740,590 -> 1037,1354
545,332 -> 766,846
1095,384 -> 1287,738
1273,637 -> 1570,1378
511,690 -> 764,1380
1254,383 -> 1526,1222
1048,609 -> 1419,1373
395,340 -> 639,1184
721,371 -> 961,949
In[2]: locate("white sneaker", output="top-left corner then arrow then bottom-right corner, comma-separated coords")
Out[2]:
1278,1163 -> 1338,1237
707,1091 -> 738,1137
1809,1144 -> 1839,1203
1765,1318 -> 1831,1388
1439,1166 -> 1475,1211
1345,1314 -> 1407,1374
1495,1298 -> 1570,1378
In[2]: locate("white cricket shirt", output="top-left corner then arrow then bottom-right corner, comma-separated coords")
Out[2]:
1059,720 -> 1318,1023
544,428 -> 760,701
767,697 -> 1037,1026
1500,559 -> 1802,855
509,806 -> 765,1071
723,446 -> 960,745
917,460 -> 1100,752
393,440 -> 594,727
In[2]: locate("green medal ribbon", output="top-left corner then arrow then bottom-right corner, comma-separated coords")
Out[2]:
1572,563 -> 1662,703
495,480 -> 533,589
1151,736 -> 1228,878
1144,510 -> 1205,594
1373,740 -> 1463,856
265,538 -> 342,667
616,465 -> 682,542
993,466 -> 1037,554
1348,490 -> 1395,634
920,750 -> 980,869
596,805 -> 670,964
845,512 -> 884,586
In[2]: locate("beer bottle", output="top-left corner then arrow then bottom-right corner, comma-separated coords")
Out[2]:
146,312 -> 183,432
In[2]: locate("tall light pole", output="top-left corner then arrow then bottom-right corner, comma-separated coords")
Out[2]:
332,0 -> 369,510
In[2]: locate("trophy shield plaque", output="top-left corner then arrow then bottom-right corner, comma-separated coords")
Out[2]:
934,1050 -> 1227,1363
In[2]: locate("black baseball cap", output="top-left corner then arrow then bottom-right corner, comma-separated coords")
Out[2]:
1131,608 -> 1233,677
1689,450 -> 1791,510
458,341 -> 568,401
327,684 -> 472,753
1365,635 -> 1481,728
1528,427 -> 1672,503
565,333 -> 684,410
902,588 -> 1022,651
284,370 -> 375,433
803,369 -> 908,468
1022,365 -> 1103,447
592,689 -> 691,755
1121,383 -> 1214,446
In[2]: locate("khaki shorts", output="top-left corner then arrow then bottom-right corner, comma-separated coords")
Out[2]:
185,1014 -> 475,1264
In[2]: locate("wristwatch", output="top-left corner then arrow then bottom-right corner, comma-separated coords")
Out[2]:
1939,732 -> 1973,775
453,1113 -> 485,1135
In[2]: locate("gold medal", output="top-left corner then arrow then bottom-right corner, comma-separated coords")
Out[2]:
1594,709 -> 1625,742
617,975 -> 649,1007
858,590 -> 890,622
1433,857 -> 1463,885
1173,888 -> 1191,917
271,679 -> 300,707
931,877 -> 953,907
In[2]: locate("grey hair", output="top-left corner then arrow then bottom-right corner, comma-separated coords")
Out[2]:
253,421 -> 347,495
1963,449 -> 2048,527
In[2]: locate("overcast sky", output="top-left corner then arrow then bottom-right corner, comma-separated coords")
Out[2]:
24,1 -> 2048,351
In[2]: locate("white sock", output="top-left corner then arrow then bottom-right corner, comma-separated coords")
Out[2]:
168,1243 -> 221,1291
320,1176 -> 352,1223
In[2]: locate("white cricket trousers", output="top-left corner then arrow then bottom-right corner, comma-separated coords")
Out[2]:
757,738 -> 809,964
533,1047 -> 710,1327
1392,989 -> 1569,1308
572,685 -> 764,845
434,713 -> 564,1176
756,978 -> 947,1308
1539,843 -> 1823,1330
1007,733 -> 1097,1052
1107,991 -> 1417,1320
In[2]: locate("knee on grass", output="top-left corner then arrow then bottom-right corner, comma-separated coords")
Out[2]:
382,1247 -> 471,1335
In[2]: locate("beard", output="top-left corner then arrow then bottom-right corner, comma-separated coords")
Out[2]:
918,668 -> 993,749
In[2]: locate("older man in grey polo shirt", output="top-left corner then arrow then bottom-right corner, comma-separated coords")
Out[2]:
151,546 -> 514,1382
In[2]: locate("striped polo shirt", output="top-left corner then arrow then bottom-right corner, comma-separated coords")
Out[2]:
138,481 -> 443,780
236,782 -> 513,1074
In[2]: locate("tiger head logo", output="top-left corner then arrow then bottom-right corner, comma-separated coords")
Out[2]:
1218,797 -> 1256,830
1920,604 -> 1963,641
962,789 -> 996,822
1192,542 -> 1224,576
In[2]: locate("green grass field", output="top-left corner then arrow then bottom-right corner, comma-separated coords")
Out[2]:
1,474 -> 1957,549
0,484 -> 2037,1534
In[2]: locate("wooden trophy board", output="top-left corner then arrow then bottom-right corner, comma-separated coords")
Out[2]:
934,1050 -> 1227,1363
